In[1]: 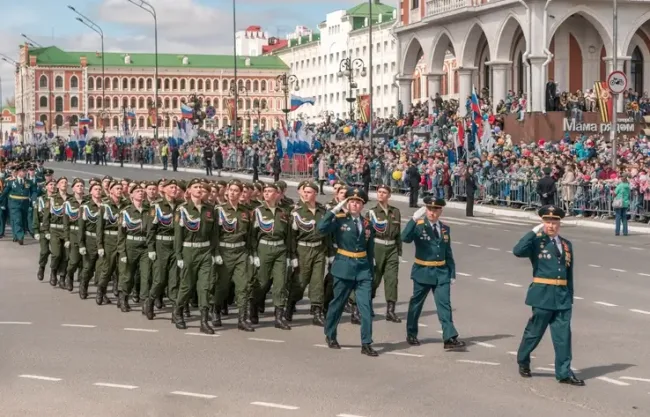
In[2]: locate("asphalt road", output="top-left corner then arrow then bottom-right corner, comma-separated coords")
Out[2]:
0,161 -> 649,417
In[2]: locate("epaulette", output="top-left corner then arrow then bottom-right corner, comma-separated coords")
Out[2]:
335,213 -> 347,218
416,219 -> 424,225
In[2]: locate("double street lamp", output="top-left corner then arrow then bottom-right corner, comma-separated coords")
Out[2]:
253,101 -> 268,131
276,73 -> 299,127
0,54 -> 25,143
229,84 -> 247,137
337,57 -> 367,120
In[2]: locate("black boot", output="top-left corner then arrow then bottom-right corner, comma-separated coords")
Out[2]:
37,267 -> 45,281
58,274 -> 66,289
344,299 -> 352,314
154,296 -> 164,310
249,300 -> 259,325
312,306 -> 325,327
238,303 -> 254,332
220,301 -> 229,316
66,273 -> 74,292
200,308 -> 215,335
79,280 -> 89,300
144,298 -> 155,320
112,276 -> 119,297
274,307 -> 291,330
96,287 -> 106,305
49,270 -> 58,287
184,304 -> 191,317
284,301 -> 296,322
351,305 -> 361,325
174,305 -> 187,329
119,292 -> 130,313
170,303 -> 177,324
211,305 -> 222,327
386,301 -> 402,323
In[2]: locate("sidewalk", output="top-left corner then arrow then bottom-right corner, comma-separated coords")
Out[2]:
106,161 -> 650,235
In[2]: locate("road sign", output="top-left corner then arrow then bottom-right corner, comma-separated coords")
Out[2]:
607,71 -> 627,94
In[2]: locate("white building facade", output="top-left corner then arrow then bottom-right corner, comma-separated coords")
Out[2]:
395,0 -> 650,113
273,1 -> 402,122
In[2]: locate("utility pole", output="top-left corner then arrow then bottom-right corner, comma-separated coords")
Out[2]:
610,0 -> 619,170
368,0 -> 374,147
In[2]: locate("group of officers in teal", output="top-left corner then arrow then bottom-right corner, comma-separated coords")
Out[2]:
0,157 -> 583,385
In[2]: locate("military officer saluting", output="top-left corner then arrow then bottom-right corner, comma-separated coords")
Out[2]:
514,205 -> 584,386
402,197 -> 465,349
318,187 -> 377,357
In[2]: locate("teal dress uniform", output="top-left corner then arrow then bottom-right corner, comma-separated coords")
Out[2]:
2,172 -> 34,243
317,188 -> 377,355
514,205 -> 584,386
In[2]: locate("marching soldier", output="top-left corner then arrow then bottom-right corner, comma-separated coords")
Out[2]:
276,181 -> 295,210
63,178 -> 86,292
249,182 -> 293,330
96,181 -> 127,305
2,164 -> 34,245
145,182 -> 159,206
78,182 -> 104,300
318,187 -> 377,356
33,177 -> 56,280
144,179 -> 180,320
101,176 -> 113,199
402,197 -> 465,349
43,177 -> 70,287
173,179 -> 218,334
212,180 -> 254,332
286,181 -> 328,326
514,205 -> 584,386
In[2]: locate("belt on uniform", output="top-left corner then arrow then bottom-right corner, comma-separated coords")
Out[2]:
259,239 -> 285,247
126,235 -> 146,242
50,224 -> 64,229
533,277 -> 567,286
337,249 -> 367,258
414,259 -> 446,267
219,241 -> 246,249
156,235 -> 174,241
298,241 -> 323,248
85,231 -> 97,237
104,230 -> 118,236
9,195 -> 29,200
183,241 -> 210,248
70,225 -> 79,231
374,238 -> 396,245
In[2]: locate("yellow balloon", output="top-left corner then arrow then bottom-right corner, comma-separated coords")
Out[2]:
343,126 -> 351,134
392,170 -> 402,180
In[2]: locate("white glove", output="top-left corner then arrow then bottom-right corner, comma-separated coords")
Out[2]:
412,206 -> 427,221
399,256 -> 405,263
332,198 -> 347,214
64,241 -> 71,249
214,255 -> 223,265
79,247 -> 87,256
532,223 -> 545,233
34,234 -> 40,240
451,278 -> 456,285
291,258 -> 298,268
253,257 -> 260,268
327,256 -> 335,264
120,256 -> 127,263
248,255 -> 254,265
148,251 -> 157,261
177,260 -> 184,269
45,233 -> 51,240
98,249 -> 105,257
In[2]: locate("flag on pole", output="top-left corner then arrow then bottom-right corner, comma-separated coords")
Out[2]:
290,95 -> 315,111
356,94 -> 371,123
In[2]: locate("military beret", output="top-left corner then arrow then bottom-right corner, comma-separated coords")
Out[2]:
376,184 -> 391,193
228,179 -> 243,190
164,179 -> 178,187
129,182 -> 144,194
187,178 -> 203,188
102,175 -> 113,182
423,196 -> 446,209
89,183 -> 102,192
89,177 -> 101,184
264,182 -> 281,191
543,167 -> 552,175
297,180 -> 308,190
27,164 -> 36,170
177,180 -> 187,191
254,181 -> 264,192
71,178 -> 85,187
276,180 -> 287,191
333,180 -> 346,189
344,187 -> 367,204
538,205 -> 565,220
157,178 -> 166,185
56,176 -> 68,185
122,178 -> 132,184
216,180 -> 228,188
200,182 -> 212,192
243,182 -> 255,190
303,181 -> 320,192
146,181 -> 158,188
44,169 -> 54,176
108,180 -> 122,190
45,178 -> 55,186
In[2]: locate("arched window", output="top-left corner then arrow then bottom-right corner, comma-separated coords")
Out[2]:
223,98 -> 228,109
70,96 -> 79,109
180,79 -> 186,90
276,98 -> 281,109
245,80 -> 251,91
113,116 -> 119,129
112,97 -> 119,108
130,78 -> 136,90
40,96 -> 48,109
172,98 -> 178,109
55,76 -> 63,89
245,98 -> 251,110
112,78 -> 119,90
206,99 -> 212,107
39,75 -> 49,88
96,77 -> 103,89
40,114 -> 48,124
261,117 -> 267,130
138,117 -> 145,128
237,98 -> 243,110
632,46 -> 644,95
203,79 -> 209,91
146,78 -> 152,90
213,80 -> 219,91
253,99 -> 260,109
261,80 -> 267,92
222,117 -> 228,127
105,77 -> 110,88
138,79 -> 145,90
138,97 -> 145,108
190,79 -> 196,90
253,80 -> 259,92
130,97 -> 136,108
88,77 -> 94,90
172,79 -> 178,90
261,98 -> 268,110
222,79 -> 228,91
123,97 -> 128,108
164,98 -> 170,109
238,79 -> 244,90
123,78 -> 129,90
165,117 -> 170,128
104,97 -> 110,108
55,114 -> 64,127
214,99 -> 219,109
88,97 -> 94,109
55,97 -> 63,112
157,78 -> 161,90
164,79 -> 170,90
70,76 -> 79,89
70,115 -> 78,125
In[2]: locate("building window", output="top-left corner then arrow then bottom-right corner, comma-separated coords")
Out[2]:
164,79 -> 170,90
138,117 -> 145,128
213,80 -> 219,91
245,80 -> 251,91
139,79 -> 145,90
40,96 -> 48,109
261,80 -> 267,92
55,97 -> 63,112
164,98 -> 170,109
123,78 -> 129,90
199,79 -> 205,91
104,97 -> 110,108
130,97 -> 136,108
113,116 -> 119,129
411,0 -> 419,9
88,97 -> 95,109
70,76 -> 79,89
138,97 -> 145,108
253,80 -> 259,92
123,97 -> 128,108
222,79 -> 229,91
97,77 -> 103,89
172,79 -> 178,90
111,78 -> 118,90
172,98 -> 178,109
71,96 -> 79,108
39,75 -> 48,88
113,97 -> 119,108
130,78 -> 136,90
55,76 -> 63,89
190,79 -> 196,90
180,79 -> 186,90
147,78 -> 153,90
55,114 -> 64,128
40,115 -> 47,124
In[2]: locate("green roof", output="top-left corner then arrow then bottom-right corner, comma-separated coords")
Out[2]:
27,46 -> 288,70
1,106 -> 16,114
346,1 -> 395,17
288,33 -> 321,48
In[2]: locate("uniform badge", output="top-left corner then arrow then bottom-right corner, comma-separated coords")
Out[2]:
365,229 -> 370,239
150,208 -> 155,217
206,210 -> 212,219
175,213 -> 180,223
241,212 -> 248,221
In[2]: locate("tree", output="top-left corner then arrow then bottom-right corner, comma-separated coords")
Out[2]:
3,96 -> 15,108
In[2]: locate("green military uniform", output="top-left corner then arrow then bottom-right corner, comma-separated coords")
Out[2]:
286,185 -> 328,326
33,189 -> 54,281
173,183 -> 218,334
43,185 -> 70,287
0,171 -> 7,238
318,188 -> 377,356
78,194 -> 104,301
514,205 -> 583,386
2,167 -> 34,243
63,186 -> 85,292
402,198 -> 464,349
96,186 -> 127,304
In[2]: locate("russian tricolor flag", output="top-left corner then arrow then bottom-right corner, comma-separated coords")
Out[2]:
180,103 -> 193,119
470,86 -> 483,142
126,110 -> 136,120
35,121 -> 45,129
290,95 -> 315,112
79,118 -> 91,127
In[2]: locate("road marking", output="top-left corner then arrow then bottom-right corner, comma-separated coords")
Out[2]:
630,309 -> 650,315
0,321 -> 32,325
61,324 -> 96,328
504,283 -> 522,288
417,323 -> 428,327
478,277 -> 496,282
313,344 -> 352,350
589,241 -> 602,245
124,328 -> 159,333
588,264 -> 601,268
185,332 -> 220,337
535,367 -> 555,372
619,376 -> 650,383
338,414 -> 368,417
19,374 -> 61,382
506,250 -> 513,254
468,244 -> 481,248
573,296 -> 584,300
594,301 -> 618,307
638,273 -> 650,277
610,268 -> 626,272
475,342 -> 495,348
596,377 -> 630,386
630,247 -> 644,251
507,351 -> 535,358
436,330 -> 443,334
545,364 -> 580,371
248,338 -> 285,343
385,352 -> 424,358
503,229 -> 511,232
608,244 -> 622,247
454,241 -> 463,245
93,382 -> 138,390
457,272 -> 472,277
456,360 -> 500,366
171,391 -> 217,399
487,247 -> 501,251
251,402 -> 299,410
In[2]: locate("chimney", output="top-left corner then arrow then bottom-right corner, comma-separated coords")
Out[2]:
245,57 -> 251,67
29,55 -> 36,66
80,56 -> 88,67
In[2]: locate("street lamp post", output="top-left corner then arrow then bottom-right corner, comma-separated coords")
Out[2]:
253,101 -> 267,131
22,34 -> 52,134
68,5 -> 105,139
337,57 -> 367,120
276,73 -> 299,127
229,84 -> 247,138
611,0 -> 619,170
127,0 -> 159,141
1,54 -> 25,144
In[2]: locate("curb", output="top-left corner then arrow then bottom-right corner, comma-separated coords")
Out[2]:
104,162 -> 650,235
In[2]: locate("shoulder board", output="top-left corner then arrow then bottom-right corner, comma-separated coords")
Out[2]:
335,213 -> 347,218
536,232 -> 543,237
416,219 -> 425,225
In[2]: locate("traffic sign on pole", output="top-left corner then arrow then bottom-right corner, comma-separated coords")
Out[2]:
607,70 -> 627,94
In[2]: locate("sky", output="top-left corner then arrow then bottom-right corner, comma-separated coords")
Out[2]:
0,0 -> 380,102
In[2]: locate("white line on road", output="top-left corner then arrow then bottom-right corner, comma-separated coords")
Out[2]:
589,241 -> 602,245
251,402 -> 299,410
506,351 -> 535,358
417,323 -> 428,327
0,321 -> 32,325
596,377 -> 630,386
475,342 -> 495,348
630,247 -> 644,251
504,283 -> 522,288
608,244 -> 622,247
248,338 -> 285,343
436,330 -> 443,334
456,360 -> 500,366
638,273 -> 650,277
337,414 -> 368,417
453,241 -> 463,245
457,272 -> 472,277
594,301 -> 618,307
385,352 -> 425,358
574,296 -> 584,300
61,324 -> 96,328
619,376 -> 650,383
610,268 -> 627,272
19,375 -> 61,382
487,247 -> 501,251
506,250 -> 513,254
185,332 -> 220,337
313,344 -> 352,350
124,328 -> 159,333
588,264 -> 601,268
93,382 -> 138,390
468,244 -> 481,248
535,367 -> 555,372
630,309 -> 650,315
171,391 -> 217,399
478,277 -> 496,282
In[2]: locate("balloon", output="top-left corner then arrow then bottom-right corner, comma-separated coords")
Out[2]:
392,170 -> 402,180
343,126 -> 351,134
482,113 -> 488,121
494,126 -> 501,133
451,126 -> 458,133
